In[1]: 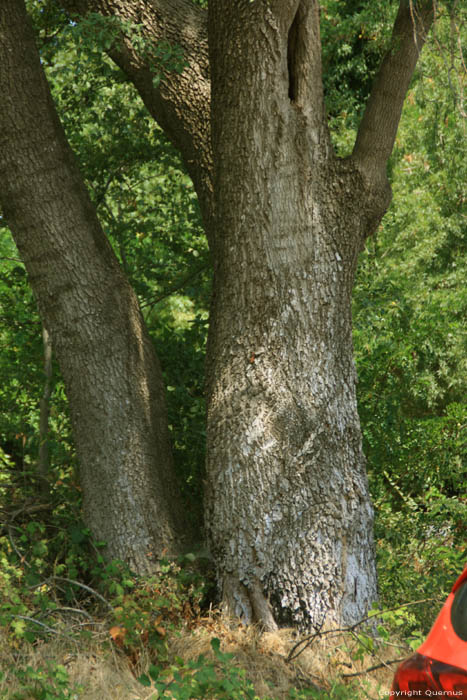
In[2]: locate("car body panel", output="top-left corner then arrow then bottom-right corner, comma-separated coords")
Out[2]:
417,568 -> 467,669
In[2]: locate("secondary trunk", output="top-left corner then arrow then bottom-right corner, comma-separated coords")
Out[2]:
0,0 -> 187,571
205,0 -> 391,629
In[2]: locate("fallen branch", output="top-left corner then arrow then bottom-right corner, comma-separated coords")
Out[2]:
11,614 -> 75,641
40,606 -> 94,621
52,576 -> 115,612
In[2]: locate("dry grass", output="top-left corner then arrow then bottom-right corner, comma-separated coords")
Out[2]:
0,614 -> 401,699
167,615 -> 397,698
0,626 -> 142,700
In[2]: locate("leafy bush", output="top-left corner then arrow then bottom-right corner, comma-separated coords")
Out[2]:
138,637 -> 259,700
4,663 -> 82,700
105,555 -> 212,662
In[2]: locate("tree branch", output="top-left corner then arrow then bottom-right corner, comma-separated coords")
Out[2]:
56,0 -> 213,227
11,615 -> 76,640
286,597 -> 435,662
352,0 -> 435,184
342,657 -> 406,678
52,576 -> 115,611
140,262 -> 209,312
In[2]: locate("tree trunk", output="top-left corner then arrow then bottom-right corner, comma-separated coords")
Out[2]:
205,155 -> 384,629
0,0 -> 187,572
204,0 -> 394,630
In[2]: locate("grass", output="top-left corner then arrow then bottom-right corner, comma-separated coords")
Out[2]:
0,607 -> 405,699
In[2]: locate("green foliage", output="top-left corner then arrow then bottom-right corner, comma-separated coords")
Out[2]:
352,8 -> 467,627
0,240 -> 58,463
68,11 -> 186,88
0,511 -> 91,644
0,232 -> 76,508
105,556 -> 212,656
155,314 -> 208,519
321,0 -> 397,139
7,663 -> 82,700
138,637 -> 260,699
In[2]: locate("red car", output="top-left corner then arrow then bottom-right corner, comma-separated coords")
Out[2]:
392,567 -> 467,697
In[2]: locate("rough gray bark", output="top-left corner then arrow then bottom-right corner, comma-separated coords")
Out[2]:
0,0 -> 187,572
205,0 -> 433,630
12,0 -> 434,626
207,0 -> 436,627
204,0 -> 378,629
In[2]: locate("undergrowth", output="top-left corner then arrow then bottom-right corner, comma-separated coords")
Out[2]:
0,463 -> 464,700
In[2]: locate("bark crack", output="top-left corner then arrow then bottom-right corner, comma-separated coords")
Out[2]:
287,5 -> 300,102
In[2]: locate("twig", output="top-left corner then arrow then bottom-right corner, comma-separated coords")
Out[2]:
379,640 -> 411,652
140,262 -> 209,311
92,166 -> 123,208
40,606 -> 94,621
7,524 -> 30,568
288,626 -> 346,663
142,691 -> 158,700
10,502 -> 52,521
52,576 -> 115,611
11,615 -> 75,641
286,598 -> 435,663
294,667 -> 322,691
348,627 -> 393,673
342,657 -> 406,678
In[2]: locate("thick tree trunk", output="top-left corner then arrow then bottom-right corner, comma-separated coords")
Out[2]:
204,0 -> 393,630
0,0 -> 187,572
205,162 -> 383,629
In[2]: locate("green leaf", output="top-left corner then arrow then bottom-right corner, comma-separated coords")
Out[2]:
137,673 -> 151,687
